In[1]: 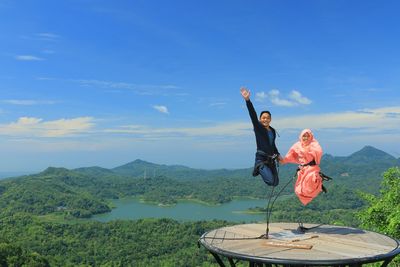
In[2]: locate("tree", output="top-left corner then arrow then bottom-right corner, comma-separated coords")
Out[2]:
358,167 -> 400,239
358,167 -> 400,265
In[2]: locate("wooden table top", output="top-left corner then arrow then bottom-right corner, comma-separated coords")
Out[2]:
199,222 -> 400,265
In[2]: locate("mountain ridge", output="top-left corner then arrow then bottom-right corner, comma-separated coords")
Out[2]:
109,145 -> 398,176
2,145 -> 399,184
66,145 -> 400,195
0,145 -> 398,220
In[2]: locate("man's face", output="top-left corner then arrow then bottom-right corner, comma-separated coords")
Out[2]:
260,113 -> 271,128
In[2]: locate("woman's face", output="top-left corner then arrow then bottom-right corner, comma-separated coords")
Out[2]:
302,132 -> 310,143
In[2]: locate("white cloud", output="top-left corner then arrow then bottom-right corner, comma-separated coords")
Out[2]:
104,106 -> 400,140
73,79 -> 180,96
257,89 -> 312,107
3,99 -> 56,105
255,92 -> 267,102
15,55 -> 44,61
42,50 -> 55,54
209,102 -> 227,107
274,106 -> 400,131
269,90 -> 296,107
152,105 -> 169,114
1,106 -> 397,160
197,97 -> 228,108
0,117 -> 95,137
289,90 -> 312,105
36,33 -> 60,39
104,121 -> 250,138
0,106 -> 398,170
364,106 -> 400,115
76,79 -> 135,89
1,105 -> 392,141
35,77 -> 55,81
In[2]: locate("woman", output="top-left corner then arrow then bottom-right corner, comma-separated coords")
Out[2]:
281,129 -> 324,205
240,87 -> 280,186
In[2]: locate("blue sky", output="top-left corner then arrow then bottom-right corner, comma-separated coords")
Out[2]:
0,0 -> 399,172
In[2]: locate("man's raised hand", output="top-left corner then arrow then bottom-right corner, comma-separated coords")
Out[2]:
240,87 -> 250,101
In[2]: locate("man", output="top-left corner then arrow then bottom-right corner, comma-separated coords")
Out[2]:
240,87 -> 280,186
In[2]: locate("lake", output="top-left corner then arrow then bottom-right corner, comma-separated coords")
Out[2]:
92,198 -> 269,222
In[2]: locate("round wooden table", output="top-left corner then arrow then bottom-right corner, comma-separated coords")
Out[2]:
198,223 -> 400,267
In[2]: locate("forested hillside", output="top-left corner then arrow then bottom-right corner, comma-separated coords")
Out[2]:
0,146 -> 398,266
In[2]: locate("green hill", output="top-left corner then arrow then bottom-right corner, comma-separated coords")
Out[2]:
0,145 -> 398,217
0,167 -> 111,218
0,145 -> 399,266
319,146 -> 399,193
106,145 -> 399,194
0,145 -> 397,219
111,159 -> 253,180
348,145 -> 397,163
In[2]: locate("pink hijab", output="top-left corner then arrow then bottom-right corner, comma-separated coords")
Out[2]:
282,129 -> 323,205
282,129 -> 323,166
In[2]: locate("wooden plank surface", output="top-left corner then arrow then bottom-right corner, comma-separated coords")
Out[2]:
201,223 -> 400,263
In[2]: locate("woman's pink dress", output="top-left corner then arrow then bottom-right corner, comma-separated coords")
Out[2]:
282,129 -> 323,205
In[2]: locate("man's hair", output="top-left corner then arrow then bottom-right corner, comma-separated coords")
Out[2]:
259,110 -> 271,119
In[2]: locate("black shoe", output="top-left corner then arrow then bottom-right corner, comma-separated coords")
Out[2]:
320,172 -> 332,181
296,226 -> 308,234
296,222 -> 308,234
322,185 -> 327,193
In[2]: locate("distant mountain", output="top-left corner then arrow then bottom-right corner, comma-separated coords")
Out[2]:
320,146 -> 399,193
0,145 -> 398,223
112,159 -> 192,177
111,159 -> 251,180
347,145 -> 397,164
71,145 -> 399,193
1,145 -> 398,209
74,166 -> 117,177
